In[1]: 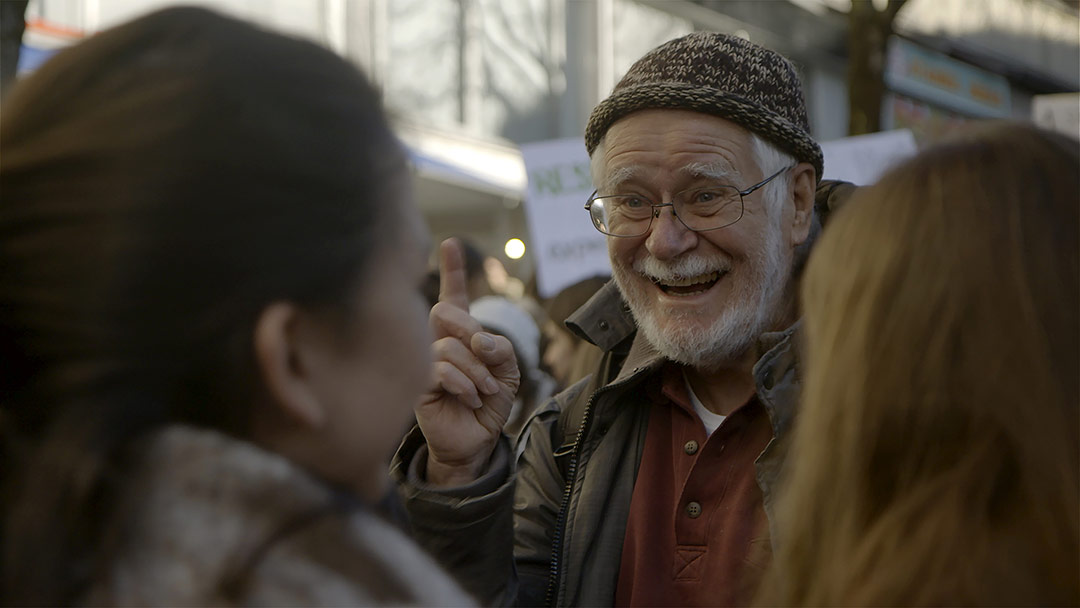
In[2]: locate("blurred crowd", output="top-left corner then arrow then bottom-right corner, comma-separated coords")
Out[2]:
0,6 -> 1076,607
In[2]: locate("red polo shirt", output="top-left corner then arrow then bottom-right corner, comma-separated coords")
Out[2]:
615,364 -> 773,607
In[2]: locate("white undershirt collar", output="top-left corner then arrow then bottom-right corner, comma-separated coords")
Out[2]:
683,369 -> 726,436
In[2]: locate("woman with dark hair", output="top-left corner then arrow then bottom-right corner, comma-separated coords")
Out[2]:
0,7 -> 474,606
762,122 -> 1079,606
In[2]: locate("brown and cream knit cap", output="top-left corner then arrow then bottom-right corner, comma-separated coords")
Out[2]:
585,32 -> 824,181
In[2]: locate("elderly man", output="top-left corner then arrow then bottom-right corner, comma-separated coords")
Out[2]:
393,32 -> 850,606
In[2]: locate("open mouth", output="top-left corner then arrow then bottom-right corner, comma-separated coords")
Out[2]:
653,271 -> 722,296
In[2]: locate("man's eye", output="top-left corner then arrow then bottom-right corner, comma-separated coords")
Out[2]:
611,196 -> 646,209
688,190 -> 735,206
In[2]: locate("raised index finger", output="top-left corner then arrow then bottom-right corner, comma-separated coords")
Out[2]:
438,238 -> 470,311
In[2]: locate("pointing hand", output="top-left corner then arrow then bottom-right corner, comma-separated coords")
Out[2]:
414,239 -> 520,487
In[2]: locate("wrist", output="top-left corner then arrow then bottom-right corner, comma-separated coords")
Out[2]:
425,452 -> 490,488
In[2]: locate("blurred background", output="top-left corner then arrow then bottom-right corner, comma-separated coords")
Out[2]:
3,0 -> 1078,299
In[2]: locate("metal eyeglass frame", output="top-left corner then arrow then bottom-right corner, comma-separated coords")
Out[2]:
584,165 -> 795,237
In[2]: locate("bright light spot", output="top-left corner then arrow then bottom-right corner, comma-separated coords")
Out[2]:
504,238 -> 526,260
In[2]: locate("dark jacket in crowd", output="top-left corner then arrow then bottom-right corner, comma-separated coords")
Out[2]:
393,284 -> 801,606
392,181 -> 853,606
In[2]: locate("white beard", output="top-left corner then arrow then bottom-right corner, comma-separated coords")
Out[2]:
612,224 -> 790,371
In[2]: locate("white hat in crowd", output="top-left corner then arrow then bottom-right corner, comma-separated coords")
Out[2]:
469,296 -> 540,372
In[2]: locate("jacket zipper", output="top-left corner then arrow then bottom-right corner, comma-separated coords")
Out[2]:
544,380 -> 619,607
544,393 -> 593,607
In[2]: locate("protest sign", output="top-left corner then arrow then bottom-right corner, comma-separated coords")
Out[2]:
819,129 -> 919,185
1032,93 -> 1080,140
519,138 -> 611,299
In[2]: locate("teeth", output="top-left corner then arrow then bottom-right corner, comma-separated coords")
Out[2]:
657,271 -> 719,287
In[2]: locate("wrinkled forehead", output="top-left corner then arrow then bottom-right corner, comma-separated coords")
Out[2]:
591,110 -> 756,191
598,160 -> 743,193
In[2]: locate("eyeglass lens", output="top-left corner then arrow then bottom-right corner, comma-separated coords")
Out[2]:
589,185 -> 743,237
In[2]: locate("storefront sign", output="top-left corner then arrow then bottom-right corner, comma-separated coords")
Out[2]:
883,93 -> 971,144
17,19 -> 83,77
885,37 -> 1010,118
519,138 -> 610,299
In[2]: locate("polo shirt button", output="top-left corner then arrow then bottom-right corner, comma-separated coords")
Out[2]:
683,440 -> 699,455
686,501 -> 702,518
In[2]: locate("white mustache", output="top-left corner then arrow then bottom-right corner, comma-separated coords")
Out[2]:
633,255 -> 731,282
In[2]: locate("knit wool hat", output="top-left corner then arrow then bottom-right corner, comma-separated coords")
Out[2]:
585,32 -> 824,181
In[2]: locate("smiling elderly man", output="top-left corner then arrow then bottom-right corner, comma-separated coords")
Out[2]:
393,32 -> 852,607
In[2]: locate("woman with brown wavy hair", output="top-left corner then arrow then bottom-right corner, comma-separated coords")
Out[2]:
763,122 -> 1079,606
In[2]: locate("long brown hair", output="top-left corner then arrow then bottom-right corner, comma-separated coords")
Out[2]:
764,122 -> 1079,606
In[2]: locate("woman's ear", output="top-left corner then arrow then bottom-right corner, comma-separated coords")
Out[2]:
789,162 -> 817,246
253,302 -> 326,429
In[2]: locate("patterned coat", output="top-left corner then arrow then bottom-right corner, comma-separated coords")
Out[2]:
84,426 -> 473,606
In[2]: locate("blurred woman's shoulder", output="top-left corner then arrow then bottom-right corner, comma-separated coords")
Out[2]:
82,425 -> 473,606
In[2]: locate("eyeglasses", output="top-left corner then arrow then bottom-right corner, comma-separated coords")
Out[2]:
584,165 -> 794,238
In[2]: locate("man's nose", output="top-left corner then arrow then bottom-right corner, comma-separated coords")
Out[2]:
645,205 -> 696,261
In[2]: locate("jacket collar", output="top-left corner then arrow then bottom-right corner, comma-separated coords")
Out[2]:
752,321 -> 802,439
566,280 -> 802,434
565,281 -> 635,352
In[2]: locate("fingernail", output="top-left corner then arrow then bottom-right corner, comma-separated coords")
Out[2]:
483,377 -> 499,395
476,333 -> 495,351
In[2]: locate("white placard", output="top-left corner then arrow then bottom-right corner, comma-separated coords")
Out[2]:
1033,93 -> 1080,140
819,129 -> 919,186
519,138 -> 611,299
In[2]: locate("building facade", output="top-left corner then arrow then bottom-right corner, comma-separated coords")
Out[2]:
15,0 -> 1080,288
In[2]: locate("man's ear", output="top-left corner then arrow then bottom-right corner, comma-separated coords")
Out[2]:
788,161 -> 817,247
253,302 -> 326,430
